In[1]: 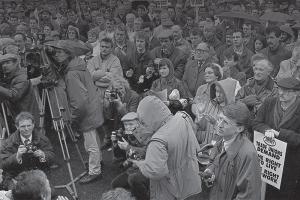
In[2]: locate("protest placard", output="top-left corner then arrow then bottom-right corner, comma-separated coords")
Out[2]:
254,131 -> 287,189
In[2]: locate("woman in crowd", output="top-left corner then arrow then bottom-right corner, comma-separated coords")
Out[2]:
193,63 -> 223,104
253,34 -> 267,54
66,25 -> 84,44
192,76 -> 238,148
150,58 -> 191,99
43,23 -> 54,42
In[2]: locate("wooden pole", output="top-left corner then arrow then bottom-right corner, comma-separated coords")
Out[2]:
261,182 -> 266,200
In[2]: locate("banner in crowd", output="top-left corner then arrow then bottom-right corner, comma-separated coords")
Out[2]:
254,131 -> 287,189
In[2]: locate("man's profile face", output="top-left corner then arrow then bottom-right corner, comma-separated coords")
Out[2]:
18,119 -> 35,139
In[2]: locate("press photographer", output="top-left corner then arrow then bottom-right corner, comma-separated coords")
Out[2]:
102,75 -> 140,149
111,112 -> 149,200
0,54 -> 40,127
0,112 -> 55,190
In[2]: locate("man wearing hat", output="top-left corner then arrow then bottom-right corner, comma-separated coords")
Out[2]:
253,77 -> 300,200
45,40 -> 104,184
0,54 -> 40,127
111,112 -> 150,200
203,102 -> 261,200
150,29 -> 188,80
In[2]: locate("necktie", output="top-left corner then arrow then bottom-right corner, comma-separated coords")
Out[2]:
24,139 -> 30,145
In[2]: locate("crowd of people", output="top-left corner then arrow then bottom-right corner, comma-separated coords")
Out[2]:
0,0 -> 300,199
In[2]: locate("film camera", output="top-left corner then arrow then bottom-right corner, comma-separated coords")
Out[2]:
105,89 -> 120,100
25,143 -> 37,153
111,128 -> 124,144
25,45 -> 59,87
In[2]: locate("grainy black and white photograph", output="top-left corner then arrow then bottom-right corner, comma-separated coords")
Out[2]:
0,0 -> 300,199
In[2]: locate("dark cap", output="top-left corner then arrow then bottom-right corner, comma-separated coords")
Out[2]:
277,77 -> 300,90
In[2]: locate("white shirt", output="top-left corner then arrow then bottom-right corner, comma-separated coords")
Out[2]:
21,135 -> 32,145
223,135 -> 238,151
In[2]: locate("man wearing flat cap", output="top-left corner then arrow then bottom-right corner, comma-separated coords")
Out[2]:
111,112 -> 150,200
150,29 -> 188,80
0,54 -> 40,126
203,102 -> 261,200
253,77 -> 300,200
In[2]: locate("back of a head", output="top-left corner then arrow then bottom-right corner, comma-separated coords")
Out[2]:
137,96 -> 172,134
12,170 -> 51,200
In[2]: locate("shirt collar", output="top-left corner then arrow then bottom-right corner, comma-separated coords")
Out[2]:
21,135 -> 32,144
223,135 -> 238,151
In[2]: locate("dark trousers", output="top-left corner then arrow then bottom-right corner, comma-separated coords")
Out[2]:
111,170 -> 149,200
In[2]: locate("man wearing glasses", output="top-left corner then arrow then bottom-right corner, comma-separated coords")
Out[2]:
182,42 -> 217,96
202,102 -> 261,200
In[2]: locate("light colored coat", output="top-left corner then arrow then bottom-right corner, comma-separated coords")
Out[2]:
136,96 -> 202,200
87,53 -> 123,88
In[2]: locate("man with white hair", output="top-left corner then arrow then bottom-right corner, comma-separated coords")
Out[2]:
236,58 -> 277,115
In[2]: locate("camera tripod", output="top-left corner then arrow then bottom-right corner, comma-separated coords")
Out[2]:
38,86 -> 87,200
0,102 -> 10,137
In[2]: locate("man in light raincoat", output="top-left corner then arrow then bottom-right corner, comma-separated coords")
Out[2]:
131,96 -> 202,200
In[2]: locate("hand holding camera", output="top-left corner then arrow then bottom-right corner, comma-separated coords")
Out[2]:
145,66 -> 154,78
125,69 -> 134,78
16,145 -> 27,161
200,168 -> 215,188
118,137 -> 130,151
33,149 -> 46,161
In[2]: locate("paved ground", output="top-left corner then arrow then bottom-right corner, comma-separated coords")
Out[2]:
46,131 -> 122,200
46,131 -> 207,200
